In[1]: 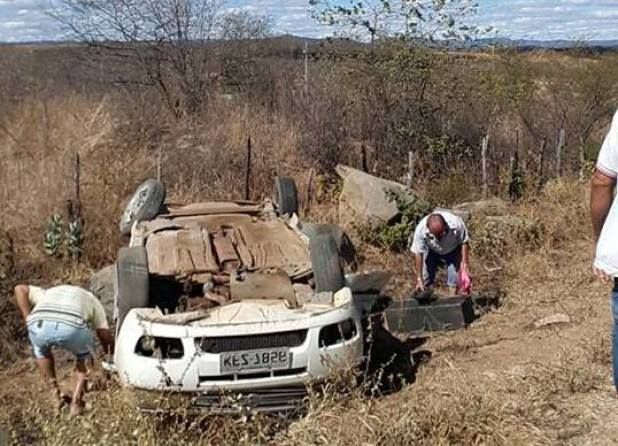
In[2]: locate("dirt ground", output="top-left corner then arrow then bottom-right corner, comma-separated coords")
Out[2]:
1,238 -> 617,445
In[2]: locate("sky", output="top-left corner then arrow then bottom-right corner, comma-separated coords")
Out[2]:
0,0 -> 617,43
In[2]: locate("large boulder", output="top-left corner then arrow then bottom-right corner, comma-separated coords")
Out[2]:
336,165 -> 410,229
451,198 -> 509,223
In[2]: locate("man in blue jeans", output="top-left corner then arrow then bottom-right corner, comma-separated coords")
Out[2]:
13,284 -> 114,415
591,110 -> 618,391
410,210 -> 471,296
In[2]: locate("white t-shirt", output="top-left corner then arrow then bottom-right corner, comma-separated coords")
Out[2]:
27,285 -> 109,329
410,210 -> 470,255
594,110 -> 618,278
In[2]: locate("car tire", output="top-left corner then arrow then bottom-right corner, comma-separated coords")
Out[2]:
89,264 -> 116,323
115,247 -> 149,333
119,179 -> 166,236
301,223 -> 358,271
273,177 -> 298,216
309,233 -> 344,293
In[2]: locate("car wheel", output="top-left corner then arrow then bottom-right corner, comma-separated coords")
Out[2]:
115,247 -> 149,333
273,177 -> 298,216
119,179 -> 166,236
301,223 -> 358,271
89,264 -> 116,323
309,233 -> 344,293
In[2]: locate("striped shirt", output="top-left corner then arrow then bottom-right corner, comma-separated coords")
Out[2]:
27,285 -> 109,329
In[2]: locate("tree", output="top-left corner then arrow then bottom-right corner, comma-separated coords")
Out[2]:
309,0 -> 488,45
219,10 -> 273,40
50,1 -> 270,116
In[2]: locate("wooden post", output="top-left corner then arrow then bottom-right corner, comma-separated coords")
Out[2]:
244,135 -> 252,200
305,165 -> 316,215
361,145 -> 368,173
406,150 -> 415,188
303,41 -> 309,95
578,135 -> 586,182
537,138 -> 547,192
68,151 -> 82,264
556,128 -> 565,176
481,135 -> 489,199
156,145 -> 163,182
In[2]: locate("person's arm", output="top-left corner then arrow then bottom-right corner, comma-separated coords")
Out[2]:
90,294 -> 115,355
461,243 -> 470,272
591,169 -> 616,243
410,221 -> 427,290
13,284 -> 33,323
414,253 -> 424,290
96,329 -> 115,355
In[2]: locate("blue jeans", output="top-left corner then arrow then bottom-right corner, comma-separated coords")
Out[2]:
611,290 -> 618,390
27,320 -> 94,360
424,247 -> 462,288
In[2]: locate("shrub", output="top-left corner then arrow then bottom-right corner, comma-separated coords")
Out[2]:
357,189 -> 433,252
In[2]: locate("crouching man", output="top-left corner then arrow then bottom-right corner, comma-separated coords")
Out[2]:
13,284 -> 114,416
410,211 -> 471,295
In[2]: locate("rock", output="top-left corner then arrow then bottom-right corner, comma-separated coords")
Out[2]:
451,198 -> 509,222
336,164 -> 411,229
484,215 -> 525,224
433,206 -> 472,223
89,264 -> 116,321
345,271 -> 392,293
533,313 -> 571,329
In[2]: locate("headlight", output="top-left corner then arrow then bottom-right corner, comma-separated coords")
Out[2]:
135,336 -> 184,359
319,319 -> 357,348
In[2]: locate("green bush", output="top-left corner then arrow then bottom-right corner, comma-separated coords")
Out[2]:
358,188 -> 433,252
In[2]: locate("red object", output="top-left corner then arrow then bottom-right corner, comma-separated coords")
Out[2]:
458,268 -> 472,295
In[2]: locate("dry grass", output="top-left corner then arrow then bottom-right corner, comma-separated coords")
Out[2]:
0,45 -> 616,444
2,173 -> 615,444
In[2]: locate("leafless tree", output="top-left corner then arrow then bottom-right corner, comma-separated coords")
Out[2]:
219,11 -> 273,41
50,0 -> 226,116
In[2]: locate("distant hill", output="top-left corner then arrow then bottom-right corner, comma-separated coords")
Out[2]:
1,34 -> 617,52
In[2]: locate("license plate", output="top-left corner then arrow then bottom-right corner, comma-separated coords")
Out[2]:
220,348 -> 290,373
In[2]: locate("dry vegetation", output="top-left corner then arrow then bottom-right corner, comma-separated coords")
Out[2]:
0,40 -> 617,444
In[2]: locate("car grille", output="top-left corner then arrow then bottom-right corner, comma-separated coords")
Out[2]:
196,330 -> 308,353
191,385 -> 309,414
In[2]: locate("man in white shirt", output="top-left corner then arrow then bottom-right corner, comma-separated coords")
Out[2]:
590,110 -> 618,391
13,284 -> 114,416
409,210 -> 471,295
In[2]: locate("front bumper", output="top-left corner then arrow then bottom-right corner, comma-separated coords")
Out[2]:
115,305 -> 363,396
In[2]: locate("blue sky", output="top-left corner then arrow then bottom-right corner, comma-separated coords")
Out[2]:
0,0 -> 616,42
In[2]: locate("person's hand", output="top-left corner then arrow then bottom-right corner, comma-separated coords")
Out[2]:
415,277 -> 425,292
461,262 -> 470,274
593,265 -> 611,284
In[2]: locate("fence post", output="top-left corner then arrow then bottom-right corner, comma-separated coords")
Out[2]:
578,135 -> 586,182
361,145 -> 368,173
303,41 -> 309,95
156,144 -> 163,183
556,127 -> 565,176
68,151 -> 83,264
481,135 -> 489,199
244,135 -> 252,200
406,150 -> 415,188
537,138 -> 547,192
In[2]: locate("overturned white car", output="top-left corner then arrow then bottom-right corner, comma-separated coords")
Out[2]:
105,178 -> 389,413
